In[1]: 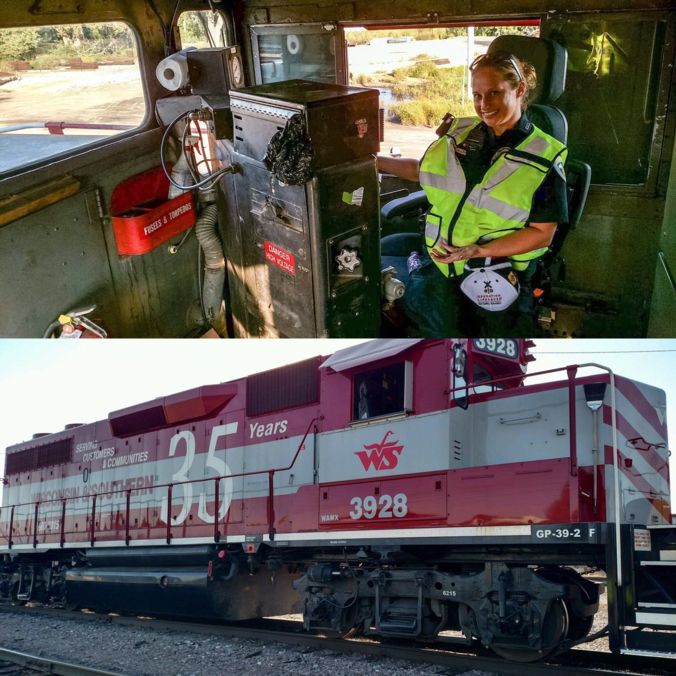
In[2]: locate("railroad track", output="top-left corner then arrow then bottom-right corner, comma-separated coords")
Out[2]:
0,603 -> 672,676
0,647 -> 121,676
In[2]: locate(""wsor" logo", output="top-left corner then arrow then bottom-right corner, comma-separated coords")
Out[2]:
355,430 -> 404,471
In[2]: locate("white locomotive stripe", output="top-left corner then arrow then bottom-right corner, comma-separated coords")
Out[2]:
611,388 -> 669,490
3,433 -> 310,517
263,525 -> 532,541
0,525 -> 537,553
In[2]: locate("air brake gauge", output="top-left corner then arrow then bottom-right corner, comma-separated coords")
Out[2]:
227,46 -> 245,89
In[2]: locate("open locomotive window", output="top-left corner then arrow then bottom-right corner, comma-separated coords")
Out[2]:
352,361 -> 412,420
0,22 -> 145,174
345,23 -> 539,159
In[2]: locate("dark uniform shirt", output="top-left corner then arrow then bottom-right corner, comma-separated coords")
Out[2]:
455,113 -> 568,224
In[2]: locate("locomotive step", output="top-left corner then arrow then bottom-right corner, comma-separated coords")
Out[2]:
634,609 -> 676,628
620,648 -> 676,659
378,609 -> 418,634
623,626 -> 676,656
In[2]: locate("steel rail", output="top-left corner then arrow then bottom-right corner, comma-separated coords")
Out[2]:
0,647 -> 122,676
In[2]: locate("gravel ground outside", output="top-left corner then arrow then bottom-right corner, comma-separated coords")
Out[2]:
0,581 -> 611,675
0,608 -> 502,676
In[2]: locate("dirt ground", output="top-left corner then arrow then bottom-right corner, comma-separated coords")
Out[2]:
0,65 -> 145,126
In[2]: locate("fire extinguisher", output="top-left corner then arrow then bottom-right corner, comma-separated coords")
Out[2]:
43,305 -> 108,339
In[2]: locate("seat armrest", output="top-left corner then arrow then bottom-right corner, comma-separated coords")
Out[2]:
380,190 -> 430,221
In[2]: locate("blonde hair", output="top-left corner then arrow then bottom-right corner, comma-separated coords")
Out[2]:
470,51 -> 537,109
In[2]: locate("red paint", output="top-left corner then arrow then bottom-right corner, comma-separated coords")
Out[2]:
447,459 -> 572,526
264,241 -> 296,276
320,473 -> 447,529
111,167 -> 195,257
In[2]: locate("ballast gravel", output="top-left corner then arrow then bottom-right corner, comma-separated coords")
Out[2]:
0,609 -> 500,676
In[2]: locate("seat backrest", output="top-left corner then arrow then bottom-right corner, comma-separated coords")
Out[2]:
528,104 -> 568,145
487,35 -> 567,105
488,35 -> 569,145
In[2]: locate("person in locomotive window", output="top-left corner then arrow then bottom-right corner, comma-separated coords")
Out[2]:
354,366 -> 404,419
378,51 -> 568,337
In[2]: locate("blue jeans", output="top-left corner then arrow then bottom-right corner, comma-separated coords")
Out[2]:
381,234 -> 537,337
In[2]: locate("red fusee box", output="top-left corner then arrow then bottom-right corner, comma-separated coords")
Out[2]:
110,167 -> 195,256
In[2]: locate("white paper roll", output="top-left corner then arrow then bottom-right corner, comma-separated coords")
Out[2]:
156,52 -> 190,91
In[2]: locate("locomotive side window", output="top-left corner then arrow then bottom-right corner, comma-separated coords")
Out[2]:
0,21 -> 145,174
346,23 -> 538,159
177,10 -> 231,49
353,362 -> 412,420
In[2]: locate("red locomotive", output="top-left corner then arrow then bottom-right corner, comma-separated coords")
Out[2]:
1,339 -> 674,661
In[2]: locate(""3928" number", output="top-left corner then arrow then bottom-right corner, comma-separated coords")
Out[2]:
348,493 -> 408,520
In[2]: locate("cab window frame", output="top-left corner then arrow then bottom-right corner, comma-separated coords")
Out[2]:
340,13 -> 675,195
0,18 -> 149,179
351,360 -> 413,423
176,8 -> 233,50
541,11 -> 676,196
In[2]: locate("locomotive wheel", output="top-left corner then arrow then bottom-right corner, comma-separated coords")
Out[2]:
536,567 -> 597,642
490,598 -> 569,663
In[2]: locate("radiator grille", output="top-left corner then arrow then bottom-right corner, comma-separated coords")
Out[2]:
5,437 -> 72,474
247,357 -> 320,416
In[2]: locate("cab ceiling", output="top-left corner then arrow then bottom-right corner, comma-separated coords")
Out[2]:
2,0 -> 672,29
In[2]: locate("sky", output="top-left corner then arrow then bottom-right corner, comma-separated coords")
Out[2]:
1,339 -> 674,502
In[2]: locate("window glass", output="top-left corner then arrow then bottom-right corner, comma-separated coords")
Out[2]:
346,25 -> 538,159
253,29 -> 336,84
353,363 -> 405,420
0,22 -> 145,173
178,10 -> 229,49
544,18 -> 662,185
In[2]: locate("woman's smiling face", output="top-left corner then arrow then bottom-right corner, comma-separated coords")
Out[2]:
472,66 -> 525,136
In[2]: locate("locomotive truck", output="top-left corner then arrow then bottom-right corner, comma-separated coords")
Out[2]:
1,338 -> 674,661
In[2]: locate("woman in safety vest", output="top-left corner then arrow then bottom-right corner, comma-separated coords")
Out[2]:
378,51 -> 568,337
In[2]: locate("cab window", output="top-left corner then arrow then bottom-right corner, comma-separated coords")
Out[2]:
345,24 -> 538,161
0,22 -> 145,174
353,363 -> 408,420
177,10 -> 230,49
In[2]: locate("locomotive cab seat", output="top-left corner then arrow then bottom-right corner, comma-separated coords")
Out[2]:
380,35 -> 591,308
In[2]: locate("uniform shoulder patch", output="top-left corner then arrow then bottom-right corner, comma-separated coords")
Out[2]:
553,158 -> 566,181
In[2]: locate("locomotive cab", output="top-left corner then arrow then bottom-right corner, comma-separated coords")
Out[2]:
0,1 -> 674,337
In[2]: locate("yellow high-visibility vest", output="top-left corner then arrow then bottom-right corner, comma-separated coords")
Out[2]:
420,117 -> 568,277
